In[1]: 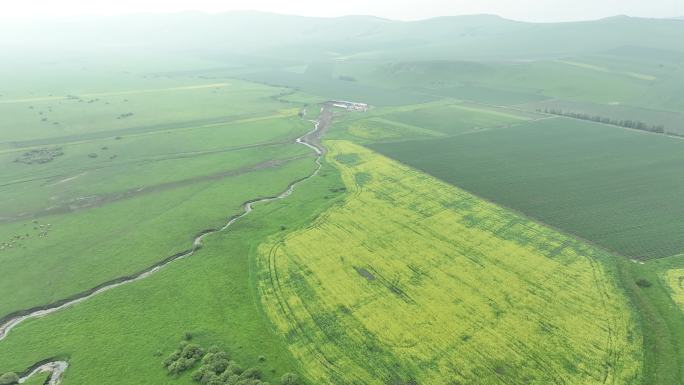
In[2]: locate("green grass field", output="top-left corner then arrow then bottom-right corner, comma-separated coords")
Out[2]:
0,76 -> 347,385
21,373 -> 50,385
0,119 -> 315,319
327,101 -> 540,143
0,137 -> 351,385
257,140 -> 641,385
0,79 -> 296,146
0,78 -> 318,317
335,116 -> 443,142
617,254 -> 684,384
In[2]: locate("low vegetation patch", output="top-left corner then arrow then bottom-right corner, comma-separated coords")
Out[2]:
116,112 -> 135,119
163,341 -> 205,375
13,147 -> 64,165
383,103 -> 532,136
163,341 -> 300,385
339,117 -> 442,142
0,372 -> 19,385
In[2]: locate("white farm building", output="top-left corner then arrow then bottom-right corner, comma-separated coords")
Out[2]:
330,100 -> 369,112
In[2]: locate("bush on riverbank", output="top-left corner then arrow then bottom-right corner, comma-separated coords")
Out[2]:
0,372 -> 19,385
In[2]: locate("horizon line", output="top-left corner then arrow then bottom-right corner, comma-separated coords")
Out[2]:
1,10 -> 682,24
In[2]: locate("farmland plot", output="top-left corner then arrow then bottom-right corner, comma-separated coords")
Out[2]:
372,118 -> 684,259
257,141 -> 642,385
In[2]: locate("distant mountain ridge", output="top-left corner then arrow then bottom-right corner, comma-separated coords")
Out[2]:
2,11 -> 684,62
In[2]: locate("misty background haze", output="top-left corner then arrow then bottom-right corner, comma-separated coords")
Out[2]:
2,0 -> 684,22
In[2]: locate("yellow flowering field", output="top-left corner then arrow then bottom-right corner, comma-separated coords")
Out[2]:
257,140 -> 642,385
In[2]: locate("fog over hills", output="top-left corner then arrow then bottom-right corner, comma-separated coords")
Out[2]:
3,11 -> 684,62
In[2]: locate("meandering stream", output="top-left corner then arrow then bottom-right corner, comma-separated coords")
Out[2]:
2,107 -> 331,384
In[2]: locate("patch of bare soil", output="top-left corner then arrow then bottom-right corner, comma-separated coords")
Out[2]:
354,266 -> 376,281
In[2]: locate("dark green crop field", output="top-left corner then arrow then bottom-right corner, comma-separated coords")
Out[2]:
372,117 -> 684,259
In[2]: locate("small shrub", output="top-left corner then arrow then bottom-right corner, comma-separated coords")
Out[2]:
163,342 -> 204,375
207,345 -> 222,354
280,372 -> 300,385
192,367 -> 216,384
181,343 -> 204,360
240,367 -> 261,380
218,372 -> 240,383
0,372 -> 19,385
226,361 -> 243,375
163,350 -> 181,367
203,352 -> 230,373
636,278 -> 652,288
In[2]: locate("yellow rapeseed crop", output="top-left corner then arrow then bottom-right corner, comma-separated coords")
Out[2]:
666,269 -> 684,311
257,140 -> 642,385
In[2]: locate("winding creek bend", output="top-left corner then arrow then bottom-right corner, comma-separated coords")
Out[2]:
18,361 -> 68,385
1,106 -> 332,384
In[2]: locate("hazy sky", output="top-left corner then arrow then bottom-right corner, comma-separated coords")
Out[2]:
3,0 -> 684,22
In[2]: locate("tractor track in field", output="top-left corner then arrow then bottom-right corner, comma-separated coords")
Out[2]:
1,105 -> 332,384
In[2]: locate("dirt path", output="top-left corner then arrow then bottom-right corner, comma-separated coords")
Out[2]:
0,106 -> 330,384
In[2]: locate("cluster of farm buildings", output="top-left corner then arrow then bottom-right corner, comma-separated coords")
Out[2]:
330,100 -> 369,111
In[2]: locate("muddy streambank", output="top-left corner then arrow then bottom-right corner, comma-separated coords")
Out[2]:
0,107 -> 330,384
17,360 -> 68,385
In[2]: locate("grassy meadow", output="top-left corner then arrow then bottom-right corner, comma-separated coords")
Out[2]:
0,158 -> 342,385
257,141 -> 642,385
0,78 -> 293,146
0,77 -> 320,318
327,100 -> 540,143
616,254 -> 684,384
0,72 -> 342,384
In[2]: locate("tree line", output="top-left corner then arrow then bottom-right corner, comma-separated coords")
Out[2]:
539,108 -> 668,135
